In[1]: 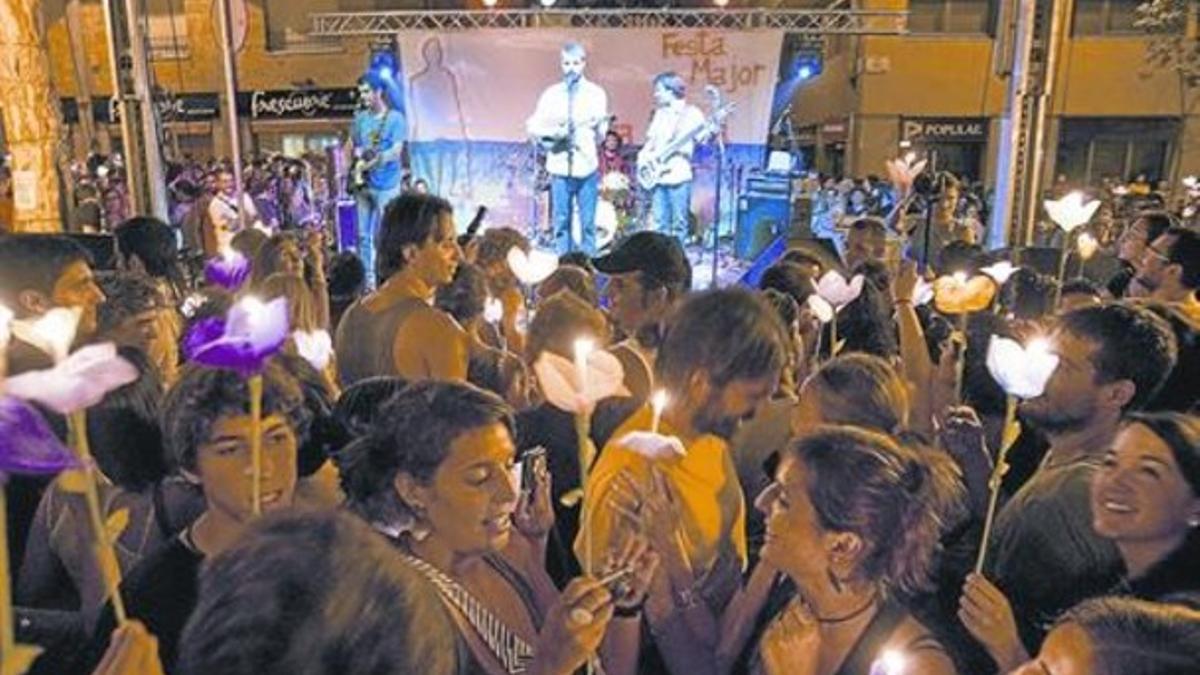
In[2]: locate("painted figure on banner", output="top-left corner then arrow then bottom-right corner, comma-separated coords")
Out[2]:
350,72 -> 408,289
526,41 -> 610,255
408,37 -> 473,201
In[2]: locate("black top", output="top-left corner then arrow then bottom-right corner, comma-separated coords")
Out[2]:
87,535 -> 205,674
1123,532 -> 1200,602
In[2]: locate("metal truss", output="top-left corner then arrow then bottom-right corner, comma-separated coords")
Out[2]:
309,8 -> 908,37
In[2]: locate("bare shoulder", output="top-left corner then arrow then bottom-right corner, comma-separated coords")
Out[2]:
403,304 -> 467,337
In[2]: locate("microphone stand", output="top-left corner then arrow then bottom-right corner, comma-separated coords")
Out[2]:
919,149 -> 940,274
710,131 -> 726,290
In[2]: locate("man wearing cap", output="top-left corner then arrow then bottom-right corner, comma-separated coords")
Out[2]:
592,231 -> 692,401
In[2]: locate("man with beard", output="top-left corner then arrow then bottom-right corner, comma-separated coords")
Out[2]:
593,231 -> 692,402
985,303 -> 1177,650
577,288 -> 786,617
1128,226 -> 1200,412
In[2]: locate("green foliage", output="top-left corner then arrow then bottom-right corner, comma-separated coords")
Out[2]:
1136,0 -> 1200,87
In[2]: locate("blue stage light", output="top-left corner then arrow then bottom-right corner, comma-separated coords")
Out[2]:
797,65 -> 814,80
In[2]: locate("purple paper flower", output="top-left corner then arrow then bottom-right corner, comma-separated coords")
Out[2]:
4,343 -> 140,415
0,396 -> 78,476
204,249 -> 252,291
183,296 -> 290,375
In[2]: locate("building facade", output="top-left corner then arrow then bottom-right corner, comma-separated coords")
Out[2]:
791,0 -> 1200,191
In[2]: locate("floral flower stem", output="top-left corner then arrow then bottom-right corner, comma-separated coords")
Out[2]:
1054,233 -> 1072,307
974,395 -> 1018,575
249,374 -> 264,518
0,482 -> 15,664
68,410 -> 127,624
829,316 -> 839,361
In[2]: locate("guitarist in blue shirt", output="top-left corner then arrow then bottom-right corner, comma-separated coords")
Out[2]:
351,73 -> 407,288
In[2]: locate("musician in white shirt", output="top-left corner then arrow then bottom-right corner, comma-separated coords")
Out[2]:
526,42 -> 609,255
639,72 -> 706,244
207,168 -> 265,253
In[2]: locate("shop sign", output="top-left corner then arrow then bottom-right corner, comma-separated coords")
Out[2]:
901,117 -> 988,143
237,88 -> 360,120
91,94 -> 220,124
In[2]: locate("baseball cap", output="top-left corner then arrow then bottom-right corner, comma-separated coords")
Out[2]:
592,231 -> 692,292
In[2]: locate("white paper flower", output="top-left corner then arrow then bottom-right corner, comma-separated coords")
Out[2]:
533,349 -> 630,416
1183,176 -> 1198,190
806,295 -> 835,324
507,246 -> 559,286
816,271 -> 864,309
1076,232 -> 1100,261
483,296 -> 504,324
912,276 -> 934,306
614,431 -> 687,460
292,329 -> 333,371
885,156 -> 927,189
985,336 -> 1060,400
11,307 -> 82,363
980,261 -> 1020,286
1044,192 -> 1101,233
5,343 -> 139,414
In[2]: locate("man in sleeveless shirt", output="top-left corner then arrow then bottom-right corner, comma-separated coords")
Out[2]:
334,193 -> 469,386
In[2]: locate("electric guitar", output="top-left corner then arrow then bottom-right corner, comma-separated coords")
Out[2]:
636,99 -> 735,191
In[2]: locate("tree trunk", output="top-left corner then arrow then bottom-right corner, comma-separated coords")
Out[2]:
0,0 -> 64,233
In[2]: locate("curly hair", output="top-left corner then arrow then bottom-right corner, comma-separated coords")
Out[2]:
160,361 -> 308,473
338,381 -> 514,533
178,510 -> 458,675
434,262 -> 488,324
787,426 -> 962,597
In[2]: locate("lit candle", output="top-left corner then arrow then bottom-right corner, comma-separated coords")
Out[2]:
573,338 -> 594,401
952,271 -> 968,286
650,390 -> 668,434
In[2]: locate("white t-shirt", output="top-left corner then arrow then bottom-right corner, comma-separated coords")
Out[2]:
526,77 -> 609,178
640,100 -> 707,186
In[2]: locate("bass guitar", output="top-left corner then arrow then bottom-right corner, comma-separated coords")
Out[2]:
636,99 -> 735,191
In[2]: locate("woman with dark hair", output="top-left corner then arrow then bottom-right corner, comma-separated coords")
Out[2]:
332,376 -> 410,440
1010,596 -> 1200,675
961,412 -> 1200,672
178,510 -> 460,675
753,427 -> 962,675
338,381 -> 656,675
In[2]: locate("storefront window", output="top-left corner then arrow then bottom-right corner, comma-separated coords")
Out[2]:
1072,0 -> 1142,36
1056,117 -> 1178,185
908,0 -> 994,34
145,0 -> 190,60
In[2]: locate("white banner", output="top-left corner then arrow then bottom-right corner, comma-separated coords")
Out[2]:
398,28 -> 784,146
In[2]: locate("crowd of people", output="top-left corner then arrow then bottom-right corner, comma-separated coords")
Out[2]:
0,159 -> 1198,675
